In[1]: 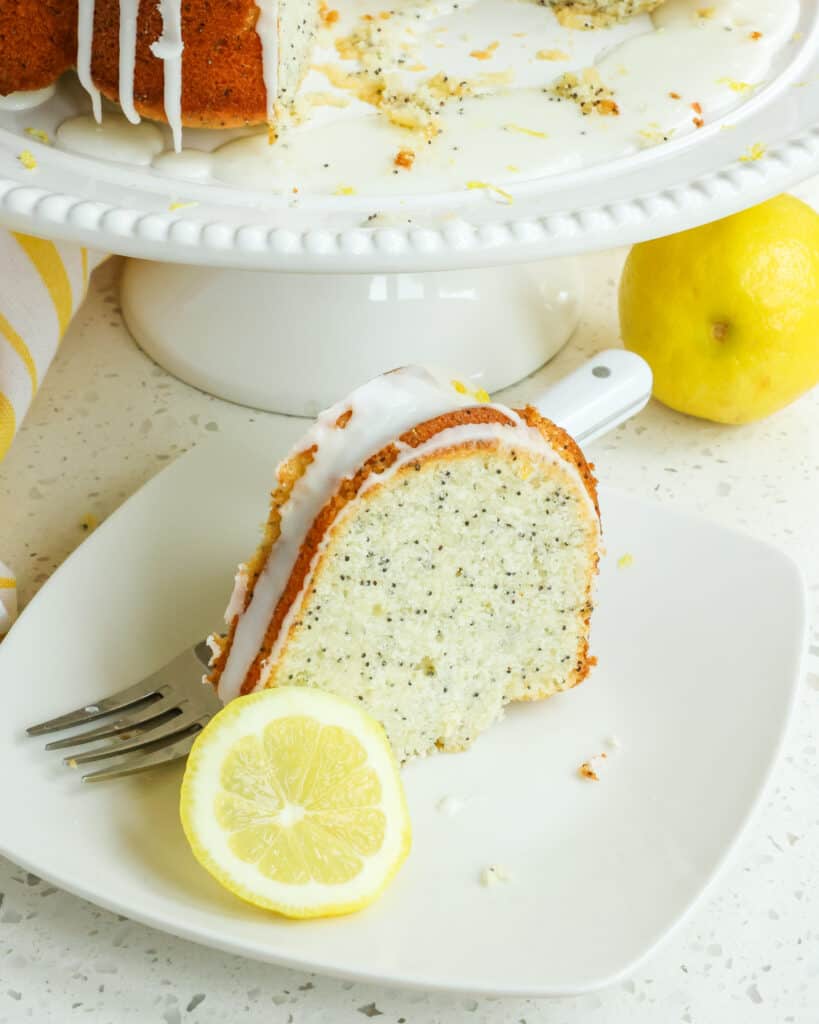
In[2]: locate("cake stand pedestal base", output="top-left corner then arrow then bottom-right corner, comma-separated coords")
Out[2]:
120,258 -> 582,416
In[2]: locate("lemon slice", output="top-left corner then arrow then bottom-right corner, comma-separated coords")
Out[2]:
180,687 -> 411,918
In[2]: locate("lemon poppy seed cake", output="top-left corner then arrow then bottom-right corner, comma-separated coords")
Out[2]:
208,368 -> 601,764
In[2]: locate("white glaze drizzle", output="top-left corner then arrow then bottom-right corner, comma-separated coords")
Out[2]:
55,0 -> 798,191
253,412 -> 599,690
151,0 -> 185,152
216,367 -> 482,702
76,0 -> 102,122
225,565 -> 249,622
118,0 -> 141,124
0,85 -> 56,111
256,0 -> 281,123
56,113 -> 165,165
71,0 -> 276,150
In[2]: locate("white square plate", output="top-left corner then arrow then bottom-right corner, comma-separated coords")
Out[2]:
0,423 -> 807,997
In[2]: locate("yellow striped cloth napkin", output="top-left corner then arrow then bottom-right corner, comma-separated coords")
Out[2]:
0,230 -> 103,635
0,232 -> 99,461
0,559 -> 16,638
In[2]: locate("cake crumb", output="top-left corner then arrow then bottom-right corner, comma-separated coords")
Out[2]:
551,68 -> 618,116
80,513 -> 100,533
436,795 -> 464,816
578,752 -> 607,781
334,185 -> 356,195
480,864 -> 512,886
617,552 -> 633,569
394,148 -> 416,170
537,49 -> 569,61
168,200 -> 199,211
319,2 -> 340,25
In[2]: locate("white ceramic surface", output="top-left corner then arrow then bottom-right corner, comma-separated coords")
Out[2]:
0,3 -> 817,269
120,257 -> 583,414
0,422 -> 806,997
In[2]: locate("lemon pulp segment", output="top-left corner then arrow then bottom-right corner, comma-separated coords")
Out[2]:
180,688 -> 411,918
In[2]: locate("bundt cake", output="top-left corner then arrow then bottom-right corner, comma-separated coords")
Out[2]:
0,0 -> 319,147
208,367 -> 601,764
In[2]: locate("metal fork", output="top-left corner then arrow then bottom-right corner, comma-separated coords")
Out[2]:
26,642 -> 220,783
25,349 -> 655,782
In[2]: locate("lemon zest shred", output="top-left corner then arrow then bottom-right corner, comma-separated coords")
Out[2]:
717,77 -> 753,93
505,123 -> 547,139
740,142 -> 766,162
469,41 -> 500,61
466,180 -> 513,203
24,127 -> 51,145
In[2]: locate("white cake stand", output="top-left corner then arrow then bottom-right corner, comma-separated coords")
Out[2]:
1,1 -> 818,413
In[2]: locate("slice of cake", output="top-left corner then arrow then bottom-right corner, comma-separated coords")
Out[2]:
209,368 -> 601,764
544,0 -> 666,29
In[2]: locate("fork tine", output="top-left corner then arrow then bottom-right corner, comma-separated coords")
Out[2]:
64,707 -> 208,766
27,679 -> 169,737
81,729 -> 201,783
27,644 -> 213,738
44,698 -> 179,750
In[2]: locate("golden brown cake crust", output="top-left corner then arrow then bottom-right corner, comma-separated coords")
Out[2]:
1,1 -> 273,126
0,2 -> 76,96
90,0 -> 270,128
209,405 -> 599,698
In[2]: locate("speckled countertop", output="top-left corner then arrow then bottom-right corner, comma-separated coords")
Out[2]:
1,212 -> 818,1022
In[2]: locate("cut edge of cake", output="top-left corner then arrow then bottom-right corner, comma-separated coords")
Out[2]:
543,0 -> 666,29
207,368 -> 601,764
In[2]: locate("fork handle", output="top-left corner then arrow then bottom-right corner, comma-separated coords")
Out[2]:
532,349 -> 653,445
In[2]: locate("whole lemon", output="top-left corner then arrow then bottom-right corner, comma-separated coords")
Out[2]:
619,195 -> 819,424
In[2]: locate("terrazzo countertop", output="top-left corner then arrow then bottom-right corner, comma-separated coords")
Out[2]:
0,228 -> 818,1022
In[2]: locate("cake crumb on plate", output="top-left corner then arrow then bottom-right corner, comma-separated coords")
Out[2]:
480,864 -> 512,886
